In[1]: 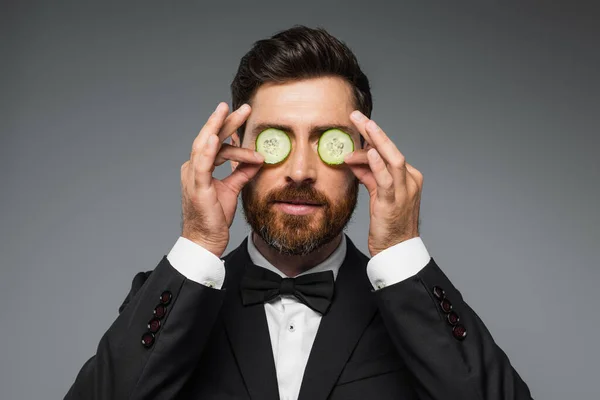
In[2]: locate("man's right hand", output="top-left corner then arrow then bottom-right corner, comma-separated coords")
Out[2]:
180,102 -> 264,258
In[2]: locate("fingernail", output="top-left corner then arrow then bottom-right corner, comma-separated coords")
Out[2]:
351,111 -> 366,121
239,104 -> 250,113
254,151 -> 264,161
368,149 -> 380,160
367,120 -> 379,131
214,103 -> 223,113
344,152 -> 354,161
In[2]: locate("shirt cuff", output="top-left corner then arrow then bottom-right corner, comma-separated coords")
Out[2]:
166,236 -> 226,289
366,237 -> 431,290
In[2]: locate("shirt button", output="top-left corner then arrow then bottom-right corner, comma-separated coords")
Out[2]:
440,298 -> 453,313
446,311 -> 460,326
452,324 -> 468,341
147,317 -> 161,333
159,291 -> 172,305
203,281 -> 215,288
153,304 -> 167,319
432,285 -> 445,300
375,280 -> 386,290
141,332 -> 155,348
288,321 -> 296,332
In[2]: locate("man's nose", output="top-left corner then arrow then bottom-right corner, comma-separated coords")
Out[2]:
284,140 -> 318,185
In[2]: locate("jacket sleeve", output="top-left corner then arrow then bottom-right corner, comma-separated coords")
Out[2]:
374,257 -> 534,400
64,255 -> 226,400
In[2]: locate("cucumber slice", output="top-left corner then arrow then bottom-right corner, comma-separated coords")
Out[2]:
255,128 -> 292,164
317,128 -> 354,165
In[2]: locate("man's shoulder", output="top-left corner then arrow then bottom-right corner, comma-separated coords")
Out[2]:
344,233 -> 371,263
220,235 -> 251,266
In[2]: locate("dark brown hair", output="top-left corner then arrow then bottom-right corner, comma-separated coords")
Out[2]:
230,25 -> 372,148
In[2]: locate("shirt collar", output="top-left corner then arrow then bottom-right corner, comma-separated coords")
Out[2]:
246,230 -> 346,281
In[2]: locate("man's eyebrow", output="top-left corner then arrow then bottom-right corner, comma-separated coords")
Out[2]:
250,123 -> 360,139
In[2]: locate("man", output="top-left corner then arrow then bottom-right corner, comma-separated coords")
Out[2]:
64,25 -> 533,399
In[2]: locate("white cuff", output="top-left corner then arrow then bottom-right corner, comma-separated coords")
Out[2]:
166,236 -> 226,289
366,237 -> 431,290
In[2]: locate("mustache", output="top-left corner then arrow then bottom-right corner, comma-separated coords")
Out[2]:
267,184 -> 328,205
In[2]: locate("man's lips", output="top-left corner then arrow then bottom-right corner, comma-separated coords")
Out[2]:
273,200 -> 323,206
273,201 -> 324,215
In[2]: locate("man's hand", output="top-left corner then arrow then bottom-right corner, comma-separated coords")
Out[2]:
343,110 -> 424,258
180,102 -> 264,258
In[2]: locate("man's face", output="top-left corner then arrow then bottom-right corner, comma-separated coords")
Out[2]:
239,76 -> 361,255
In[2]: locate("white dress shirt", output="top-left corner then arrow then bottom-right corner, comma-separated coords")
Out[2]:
167,232 -> 431,400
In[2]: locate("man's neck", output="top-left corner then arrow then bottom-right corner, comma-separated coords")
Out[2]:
251,231 -> 343,278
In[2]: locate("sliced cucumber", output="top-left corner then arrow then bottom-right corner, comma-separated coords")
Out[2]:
317,128 -> 354,165
255,128 -> 292,164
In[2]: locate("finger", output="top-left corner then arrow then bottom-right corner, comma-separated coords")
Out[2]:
367,148 -> 395,203
343,148 -> 370,164
405,161 -> 424,189
221,161 -> 262,195
217,103 -> 251,144
214,143 -> 264,166
349,110 -> 375,148
346,163 -> 377,194
194,134 -> 221,190
191,102 -> 229,160
364,119 -> 407,188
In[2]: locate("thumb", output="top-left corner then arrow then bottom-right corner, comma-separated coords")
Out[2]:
221,161 -> 262,195
347,163 -> 376,194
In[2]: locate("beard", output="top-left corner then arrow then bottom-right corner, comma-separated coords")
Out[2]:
241,176 -> 360,256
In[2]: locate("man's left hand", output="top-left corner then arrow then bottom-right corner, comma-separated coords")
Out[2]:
343,110 -> 424,258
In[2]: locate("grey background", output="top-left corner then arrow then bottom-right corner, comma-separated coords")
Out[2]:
1,0 -> 598,399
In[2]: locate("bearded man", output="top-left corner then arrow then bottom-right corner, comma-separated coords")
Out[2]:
64,25 -> 533,400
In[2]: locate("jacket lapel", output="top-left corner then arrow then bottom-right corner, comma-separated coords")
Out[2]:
298,234 -> 378,400
221,237 -> 280,400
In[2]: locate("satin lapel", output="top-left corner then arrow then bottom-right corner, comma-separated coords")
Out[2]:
221,237 -> 280,400
298,234 -> 378,400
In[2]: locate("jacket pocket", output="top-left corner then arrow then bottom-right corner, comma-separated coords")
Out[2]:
337,353 -> 405,385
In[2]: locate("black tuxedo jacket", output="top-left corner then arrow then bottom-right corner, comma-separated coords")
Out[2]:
65,234 -> 533,399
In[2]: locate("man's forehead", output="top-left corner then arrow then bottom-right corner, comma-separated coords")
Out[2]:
252,76 -> 354,100
243,77 -> 360,142
249,77 -> 354,112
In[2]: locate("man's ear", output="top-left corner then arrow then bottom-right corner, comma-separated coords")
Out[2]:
230,131 -> 241,172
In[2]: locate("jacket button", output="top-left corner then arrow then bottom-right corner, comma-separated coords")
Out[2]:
159,291 -> 172,305
154,304 -> 167,319
141,332 -> 155,348
148,318 -> 161,333
452,324 -> 467,341
432,286 -> 445,300
440,298 -> 453,313
446,311 -> 460,326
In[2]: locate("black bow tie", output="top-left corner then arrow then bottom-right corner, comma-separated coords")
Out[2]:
240,263 -> 335,315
